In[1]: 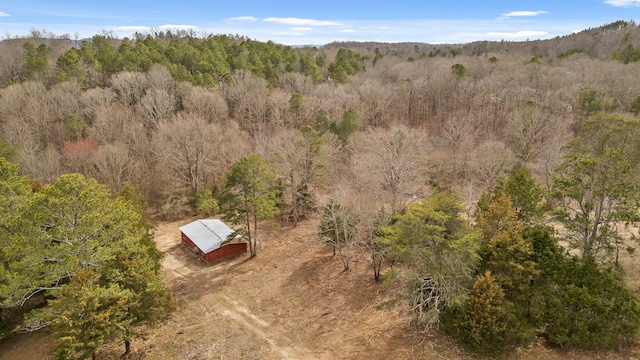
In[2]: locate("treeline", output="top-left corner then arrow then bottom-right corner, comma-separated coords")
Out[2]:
3,39 -> 640,214
329,20 -> 640,60
2,31 -> 372,88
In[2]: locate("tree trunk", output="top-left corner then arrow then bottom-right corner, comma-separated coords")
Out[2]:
245,199 -> 253,257
253,214 -> 259,257
372,252 -> 382,282
290,169 -> 298,227
124,338 -> 131,356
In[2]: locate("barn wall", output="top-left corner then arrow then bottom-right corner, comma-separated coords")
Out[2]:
203,243 -> 248,263
181,232 -> 197,251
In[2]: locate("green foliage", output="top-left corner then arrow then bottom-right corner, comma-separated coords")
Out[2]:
526,55 -> 542,64
569,113 -> 640,161
0,158 -> 32,231
328,48 -> 366,83
542,257 -> 640,349
448,222 -> 640,353
298,125 -> 326,178
195,187 -> 219,216
527,228 -> 639,350
475,197 -> 539,344
552,114 -> 640,263
379,191 -> 479,327
480,229 -> 538,292
456,271 -> 508,355
381,191 -> 478,274
0,159 -> 33,329
315,53 -> 326,67
0,164 -> 173,352
477,197 -> 537,284
312,109 -> 332,135
55,48 -> 84,83
61,115 -> 89,141
221,155 -> 278,257
630,95 -> 640,115
478,166 -> 545,224
288,92 -> 305,118
5,174 -> 143,302
450,63 -> 467,77
476,195 -> 522,241
615,44 -> 640,64
275,125 -> 325,226
46,270 -> 131,360
54,33 -> 326,88
449,48 -> 463,57
0,142 -> 15,161
553,152 -> 637,261
333,108 -> 361,144
21,42 -> 51,81
557,48 -> 585,59
612,33 -> 640,64
577,87 -> 602,118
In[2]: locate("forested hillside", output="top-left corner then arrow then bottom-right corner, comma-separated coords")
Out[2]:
2,19 -> 640,358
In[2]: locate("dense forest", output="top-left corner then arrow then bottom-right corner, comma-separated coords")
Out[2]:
2,19 -> 640,358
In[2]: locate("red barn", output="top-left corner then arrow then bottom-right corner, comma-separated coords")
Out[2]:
179,219 -> 247,263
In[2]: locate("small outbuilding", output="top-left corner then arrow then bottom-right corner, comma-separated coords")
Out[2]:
179,219 -> 247,263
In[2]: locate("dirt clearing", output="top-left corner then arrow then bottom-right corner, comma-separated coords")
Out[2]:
3,218 -> 640,359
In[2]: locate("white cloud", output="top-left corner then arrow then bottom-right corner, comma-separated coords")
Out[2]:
291,27 -> 312,31
604,0 -> 640,7
264,17 -> 342,27
158,24 -> 198,30
226,16 -> 257,22
111,25 -> 151,31
338,29 -> 357,33
604,0 -> 640,6
502,10 -> 548,17
0,11 -> 10,17
486,30 -> 549,39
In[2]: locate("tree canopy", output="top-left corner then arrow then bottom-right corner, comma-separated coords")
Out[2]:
0,160 -> 173,358
378,191 -> 479,328
220,155 -> 278,257
552,114 -> 640,263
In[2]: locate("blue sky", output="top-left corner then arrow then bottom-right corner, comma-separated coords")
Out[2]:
1,1 -> 639,45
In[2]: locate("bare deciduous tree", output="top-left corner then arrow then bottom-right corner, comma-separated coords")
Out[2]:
260,125 -> 327,225
90,142 -> 131,193
471,140 -> 515,188
351,126 -> 428,212
0,40 -> 25,84
146,64 -> 175,93
110,71 -> 147,107
156,114 -> 215,194
179,82 -> 229,123
79,87 -> 116,122
155,114 -> 252,198
318,189 -> 360,271
90,103 -> 136,144
221,70 -> 269,133
138,88 -> 175,133
506,106 -> 551,163
355,196 -> 392,281
441,113 -> 475,184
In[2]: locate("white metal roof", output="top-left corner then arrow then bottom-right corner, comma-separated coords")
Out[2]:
179,219 -> 237,254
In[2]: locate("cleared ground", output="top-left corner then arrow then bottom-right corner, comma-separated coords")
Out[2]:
2,218 -> 640,359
